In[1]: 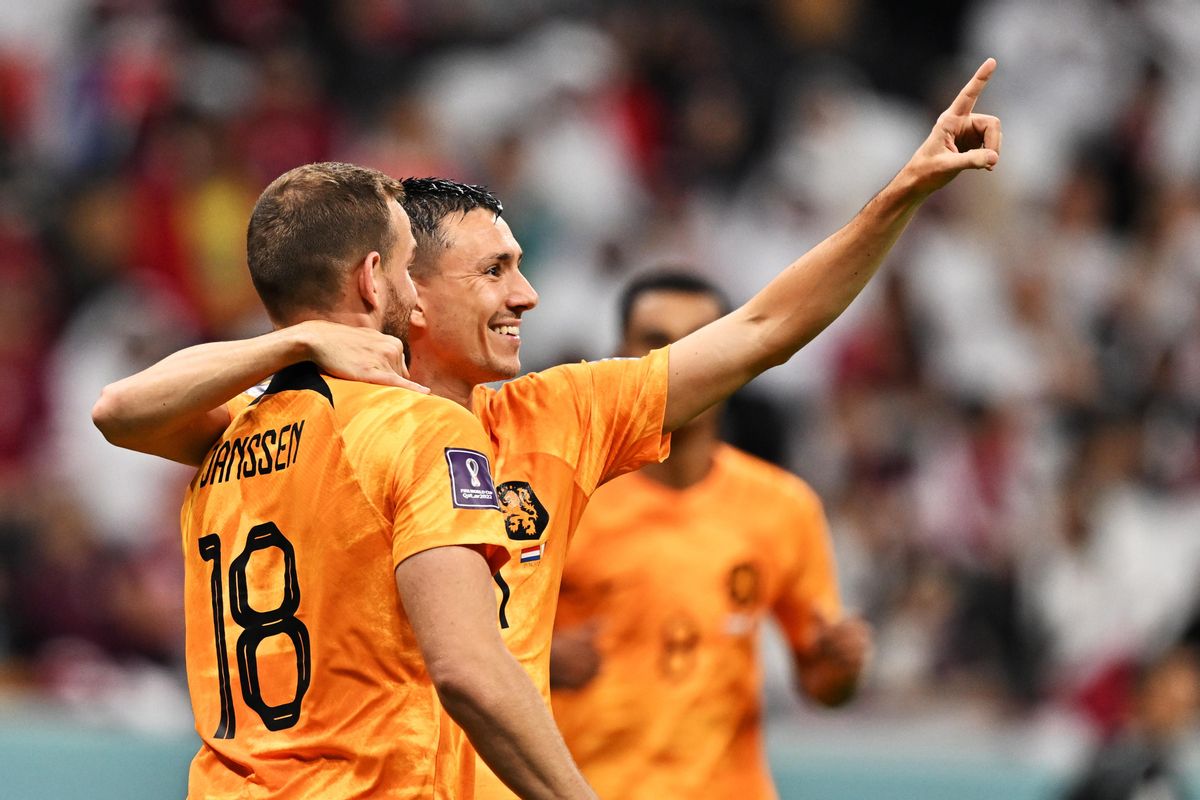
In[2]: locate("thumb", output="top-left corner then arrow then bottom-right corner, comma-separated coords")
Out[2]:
372,370 -> 431,393
393,376 -> 431,394
953,148 -> 999,172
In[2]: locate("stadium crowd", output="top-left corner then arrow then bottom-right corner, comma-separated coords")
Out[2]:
1,0 -> 1199,758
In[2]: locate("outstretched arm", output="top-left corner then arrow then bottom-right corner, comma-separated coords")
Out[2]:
664,58 -> 1001,431
92,320 -> 424,466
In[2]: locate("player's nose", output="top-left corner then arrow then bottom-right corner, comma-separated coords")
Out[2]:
508,270 -> 538,313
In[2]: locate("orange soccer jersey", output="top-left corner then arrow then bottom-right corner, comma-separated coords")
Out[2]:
182,362 -> 510,799
552,444 -> 843,800
469,347 -> 671,800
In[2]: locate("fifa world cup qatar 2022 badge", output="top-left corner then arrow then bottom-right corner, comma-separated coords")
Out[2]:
444,448 -> 500,509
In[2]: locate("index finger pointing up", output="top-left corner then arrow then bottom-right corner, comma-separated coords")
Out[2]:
949,57 -> 997,116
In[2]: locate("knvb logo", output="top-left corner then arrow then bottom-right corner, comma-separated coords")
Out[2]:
496,480 -> 549,541
445,449 -> 500,510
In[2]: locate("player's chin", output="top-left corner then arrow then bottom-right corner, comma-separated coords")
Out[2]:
490,354 -> 521,379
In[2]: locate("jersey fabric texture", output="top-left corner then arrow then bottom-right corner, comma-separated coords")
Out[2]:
552,443 -> 843,800
469,347 -> 671,800
183,362 -> 509,799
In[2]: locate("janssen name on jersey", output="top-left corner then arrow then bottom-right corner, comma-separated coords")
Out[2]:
198,420 -> 305,488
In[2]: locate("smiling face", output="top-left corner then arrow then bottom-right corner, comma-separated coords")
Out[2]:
408,208 -> 538,404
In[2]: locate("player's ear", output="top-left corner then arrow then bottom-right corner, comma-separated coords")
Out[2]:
356,251 -> 383,313
408,292 -> 428,331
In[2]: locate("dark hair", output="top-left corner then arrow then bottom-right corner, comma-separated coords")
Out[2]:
400,177 -> 503,276
247,162 -> 405,323
618,269 -> 732,333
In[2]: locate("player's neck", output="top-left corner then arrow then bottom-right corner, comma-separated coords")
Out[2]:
411,364 -> 475,409
641,419 -> 719,490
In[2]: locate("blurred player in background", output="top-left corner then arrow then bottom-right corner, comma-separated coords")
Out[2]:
93,163 -> 595,800
550,271 -> 871,799
96,59 -> 1001,799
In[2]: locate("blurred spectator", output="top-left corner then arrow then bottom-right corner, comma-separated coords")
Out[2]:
1061,646 -> 1200,800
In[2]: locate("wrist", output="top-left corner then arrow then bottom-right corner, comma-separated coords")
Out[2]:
279,321 -> 319,363
887,163 -> 933,207
859,165 -> 930,233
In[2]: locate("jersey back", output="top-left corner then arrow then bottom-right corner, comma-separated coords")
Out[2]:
183,363 -> 508,799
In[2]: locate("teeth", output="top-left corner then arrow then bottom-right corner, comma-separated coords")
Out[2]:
494,325 -> 520,337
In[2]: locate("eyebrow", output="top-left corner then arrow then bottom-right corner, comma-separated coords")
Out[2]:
476,251 -> 523,266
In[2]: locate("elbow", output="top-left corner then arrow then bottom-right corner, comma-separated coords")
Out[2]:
91,384 -> 127,443
428,655 -> 500,717
756,346 -> 792,374
743,312 -> 804,374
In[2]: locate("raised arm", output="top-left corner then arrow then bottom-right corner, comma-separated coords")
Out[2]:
397,546 -> 597,800
92,320 -> 423,466
664,58 -> 1001,431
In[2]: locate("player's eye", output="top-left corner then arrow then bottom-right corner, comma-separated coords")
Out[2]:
485,264 -> 502,276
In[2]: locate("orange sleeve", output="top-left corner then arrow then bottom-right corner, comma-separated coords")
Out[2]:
772,482 -> 843,655
519,346 -> 672,494
582,346 -> 672,489
380,400 -> 511,572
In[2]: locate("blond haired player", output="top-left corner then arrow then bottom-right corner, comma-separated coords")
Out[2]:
95,60 -> 1001,799
94,163 -> 594,800
551,272 -> 871,799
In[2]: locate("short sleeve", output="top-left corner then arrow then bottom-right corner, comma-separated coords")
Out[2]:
772,483 -> 843,655
383,401 -> 511,572
575,346 -> 673,490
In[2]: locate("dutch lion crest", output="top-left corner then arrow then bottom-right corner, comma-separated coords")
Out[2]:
496,480 -> 549,541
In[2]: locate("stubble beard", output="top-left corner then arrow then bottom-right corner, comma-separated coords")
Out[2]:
381,279 -> 413,343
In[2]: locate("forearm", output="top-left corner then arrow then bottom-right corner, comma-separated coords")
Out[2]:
666,57 -> 1000,431
439,652 -> 595,799
740,172 -> 925,369
665,172 -> 925,431
92,325 -> 312,464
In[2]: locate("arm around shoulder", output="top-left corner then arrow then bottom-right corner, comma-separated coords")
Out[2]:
92,320 -> 423,466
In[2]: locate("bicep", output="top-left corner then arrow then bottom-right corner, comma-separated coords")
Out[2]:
394,545 -> 503,670
665,311 -> 763,432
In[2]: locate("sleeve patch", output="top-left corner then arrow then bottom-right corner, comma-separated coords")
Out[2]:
444,448 -> 501,510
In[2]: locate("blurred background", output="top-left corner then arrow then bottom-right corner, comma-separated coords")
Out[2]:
1,0 -> 1199,797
